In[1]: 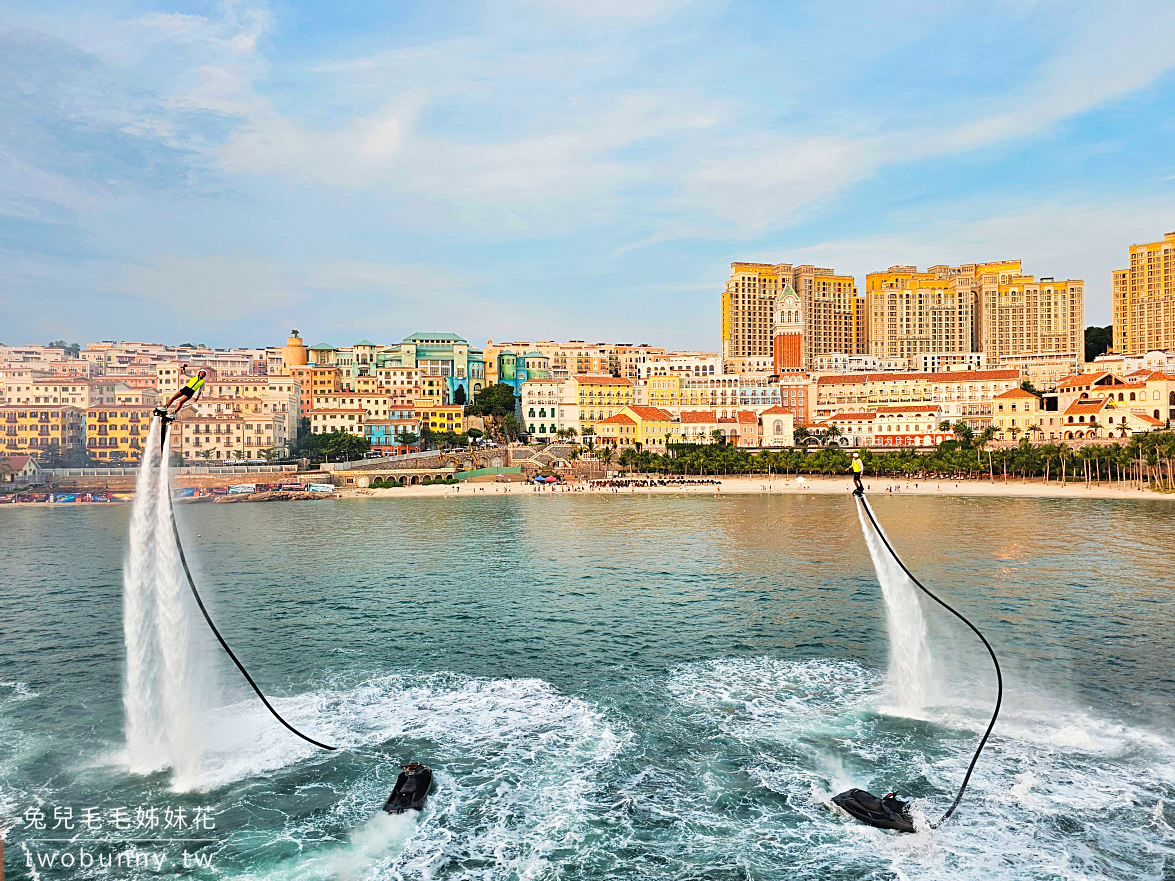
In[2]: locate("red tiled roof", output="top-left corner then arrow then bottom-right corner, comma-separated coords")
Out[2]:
760,405 -> 793,415
1057,371 -> 1121,388
1135,414 -> 1163,425
1063,400 -> 1110,416
573,375 -> 633,386
817,369 -> 1018,385
736,410 -> 758,424
680,410 -> 717,423
874,405 -> 940,414
993,388 -> 1038,399
596,413 -> 636,425
0,455 -> 34,471
816,374 -> 868,385
626,405 -> 674,420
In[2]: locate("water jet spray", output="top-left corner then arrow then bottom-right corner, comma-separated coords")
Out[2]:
832,493 -> 1003,832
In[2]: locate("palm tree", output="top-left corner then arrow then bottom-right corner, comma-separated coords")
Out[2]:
953,420 -> 975,447
599,447 -> 614,470
825,423 -> 843,445
710,429 -> 723,446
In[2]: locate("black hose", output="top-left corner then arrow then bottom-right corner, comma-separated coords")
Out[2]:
856,494 -> 1002,828
162,423 -> 336,751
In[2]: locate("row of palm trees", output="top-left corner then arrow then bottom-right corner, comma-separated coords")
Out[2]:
585,431 -> 1175,492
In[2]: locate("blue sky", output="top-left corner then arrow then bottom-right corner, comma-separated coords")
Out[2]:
1,0 -> 1173,351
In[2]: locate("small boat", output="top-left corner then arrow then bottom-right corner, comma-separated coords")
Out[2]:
831,788 -> 916,833
382,763 -> 432,814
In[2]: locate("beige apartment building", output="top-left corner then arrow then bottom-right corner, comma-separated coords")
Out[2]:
1113,231 -> 1175,354
866,265 -> 977,364
975,261 -> 1083,366
814,369 -> 1020,423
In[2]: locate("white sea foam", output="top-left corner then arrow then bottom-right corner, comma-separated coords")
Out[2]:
666,656 -> 1175,880
194,672 -> 630,880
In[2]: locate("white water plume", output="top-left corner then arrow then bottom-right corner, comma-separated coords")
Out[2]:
856,499 -> 935,716
122,416 -> 209,788
123,420 -> 164,772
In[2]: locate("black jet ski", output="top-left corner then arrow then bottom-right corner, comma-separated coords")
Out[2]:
382,763 -> 432,814
831,788 -> 916,833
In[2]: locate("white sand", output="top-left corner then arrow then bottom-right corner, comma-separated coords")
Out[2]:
344,475 -> 1170,502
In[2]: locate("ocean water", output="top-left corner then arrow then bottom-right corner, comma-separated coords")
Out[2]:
1,493 -> 1173,880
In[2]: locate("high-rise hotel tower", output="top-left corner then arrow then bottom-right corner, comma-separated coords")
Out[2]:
721,263 -> 859,370
1113,231 -> 1175,354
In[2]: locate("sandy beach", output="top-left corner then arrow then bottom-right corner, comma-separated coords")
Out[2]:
347,475 -> 1172,502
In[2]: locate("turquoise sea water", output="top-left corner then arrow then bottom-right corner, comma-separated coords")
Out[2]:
1,494 -> 1174,880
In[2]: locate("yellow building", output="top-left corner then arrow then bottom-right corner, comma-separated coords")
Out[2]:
84,405 -> 152,461
1113,231 -> 1175,354
866,264 -> 976,364
595,406 -> 676,451
2,405 -> 85,459
991,388 -> 1043,441
648,375 -> 683,410
724,262 -> 860,370
722,263 -> 790,365
976,261 -> 1083,366
572,375 -> 634,435
851,293 -> 869,357
415,404 -> 464,434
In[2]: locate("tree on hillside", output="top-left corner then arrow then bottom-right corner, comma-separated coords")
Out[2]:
324,431 -> 370,460
47,340 -> 81,358
1084,325 -> 1113,362
465,383 -> 518,419
500,413 -> 519,441
453,385 -> 467,406
1020,379 -> 1040,396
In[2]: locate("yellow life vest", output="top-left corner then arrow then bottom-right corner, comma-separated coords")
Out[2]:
852,458 -> 863,473
185,374 -> 205,393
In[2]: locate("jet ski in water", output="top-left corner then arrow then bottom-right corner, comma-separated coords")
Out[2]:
382,763 -> 432,814
831,789 -> 916,833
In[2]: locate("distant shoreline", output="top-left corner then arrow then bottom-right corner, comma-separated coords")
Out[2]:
4,474 -> 1170,506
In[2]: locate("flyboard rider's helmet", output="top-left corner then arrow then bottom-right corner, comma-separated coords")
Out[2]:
853,452 -> 859,458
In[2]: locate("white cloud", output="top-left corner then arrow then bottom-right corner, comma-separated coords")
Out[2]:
113,251 -> 301,318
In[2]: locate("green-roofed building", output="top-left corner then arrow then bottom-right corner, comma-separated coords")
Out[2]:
307,342 -> 337,366
376,332 -> 485,405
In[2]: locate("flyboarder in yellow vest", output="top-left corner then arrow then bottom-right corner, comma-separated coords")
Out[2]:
158,364 -> 207,417
849,451 -> 864,496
